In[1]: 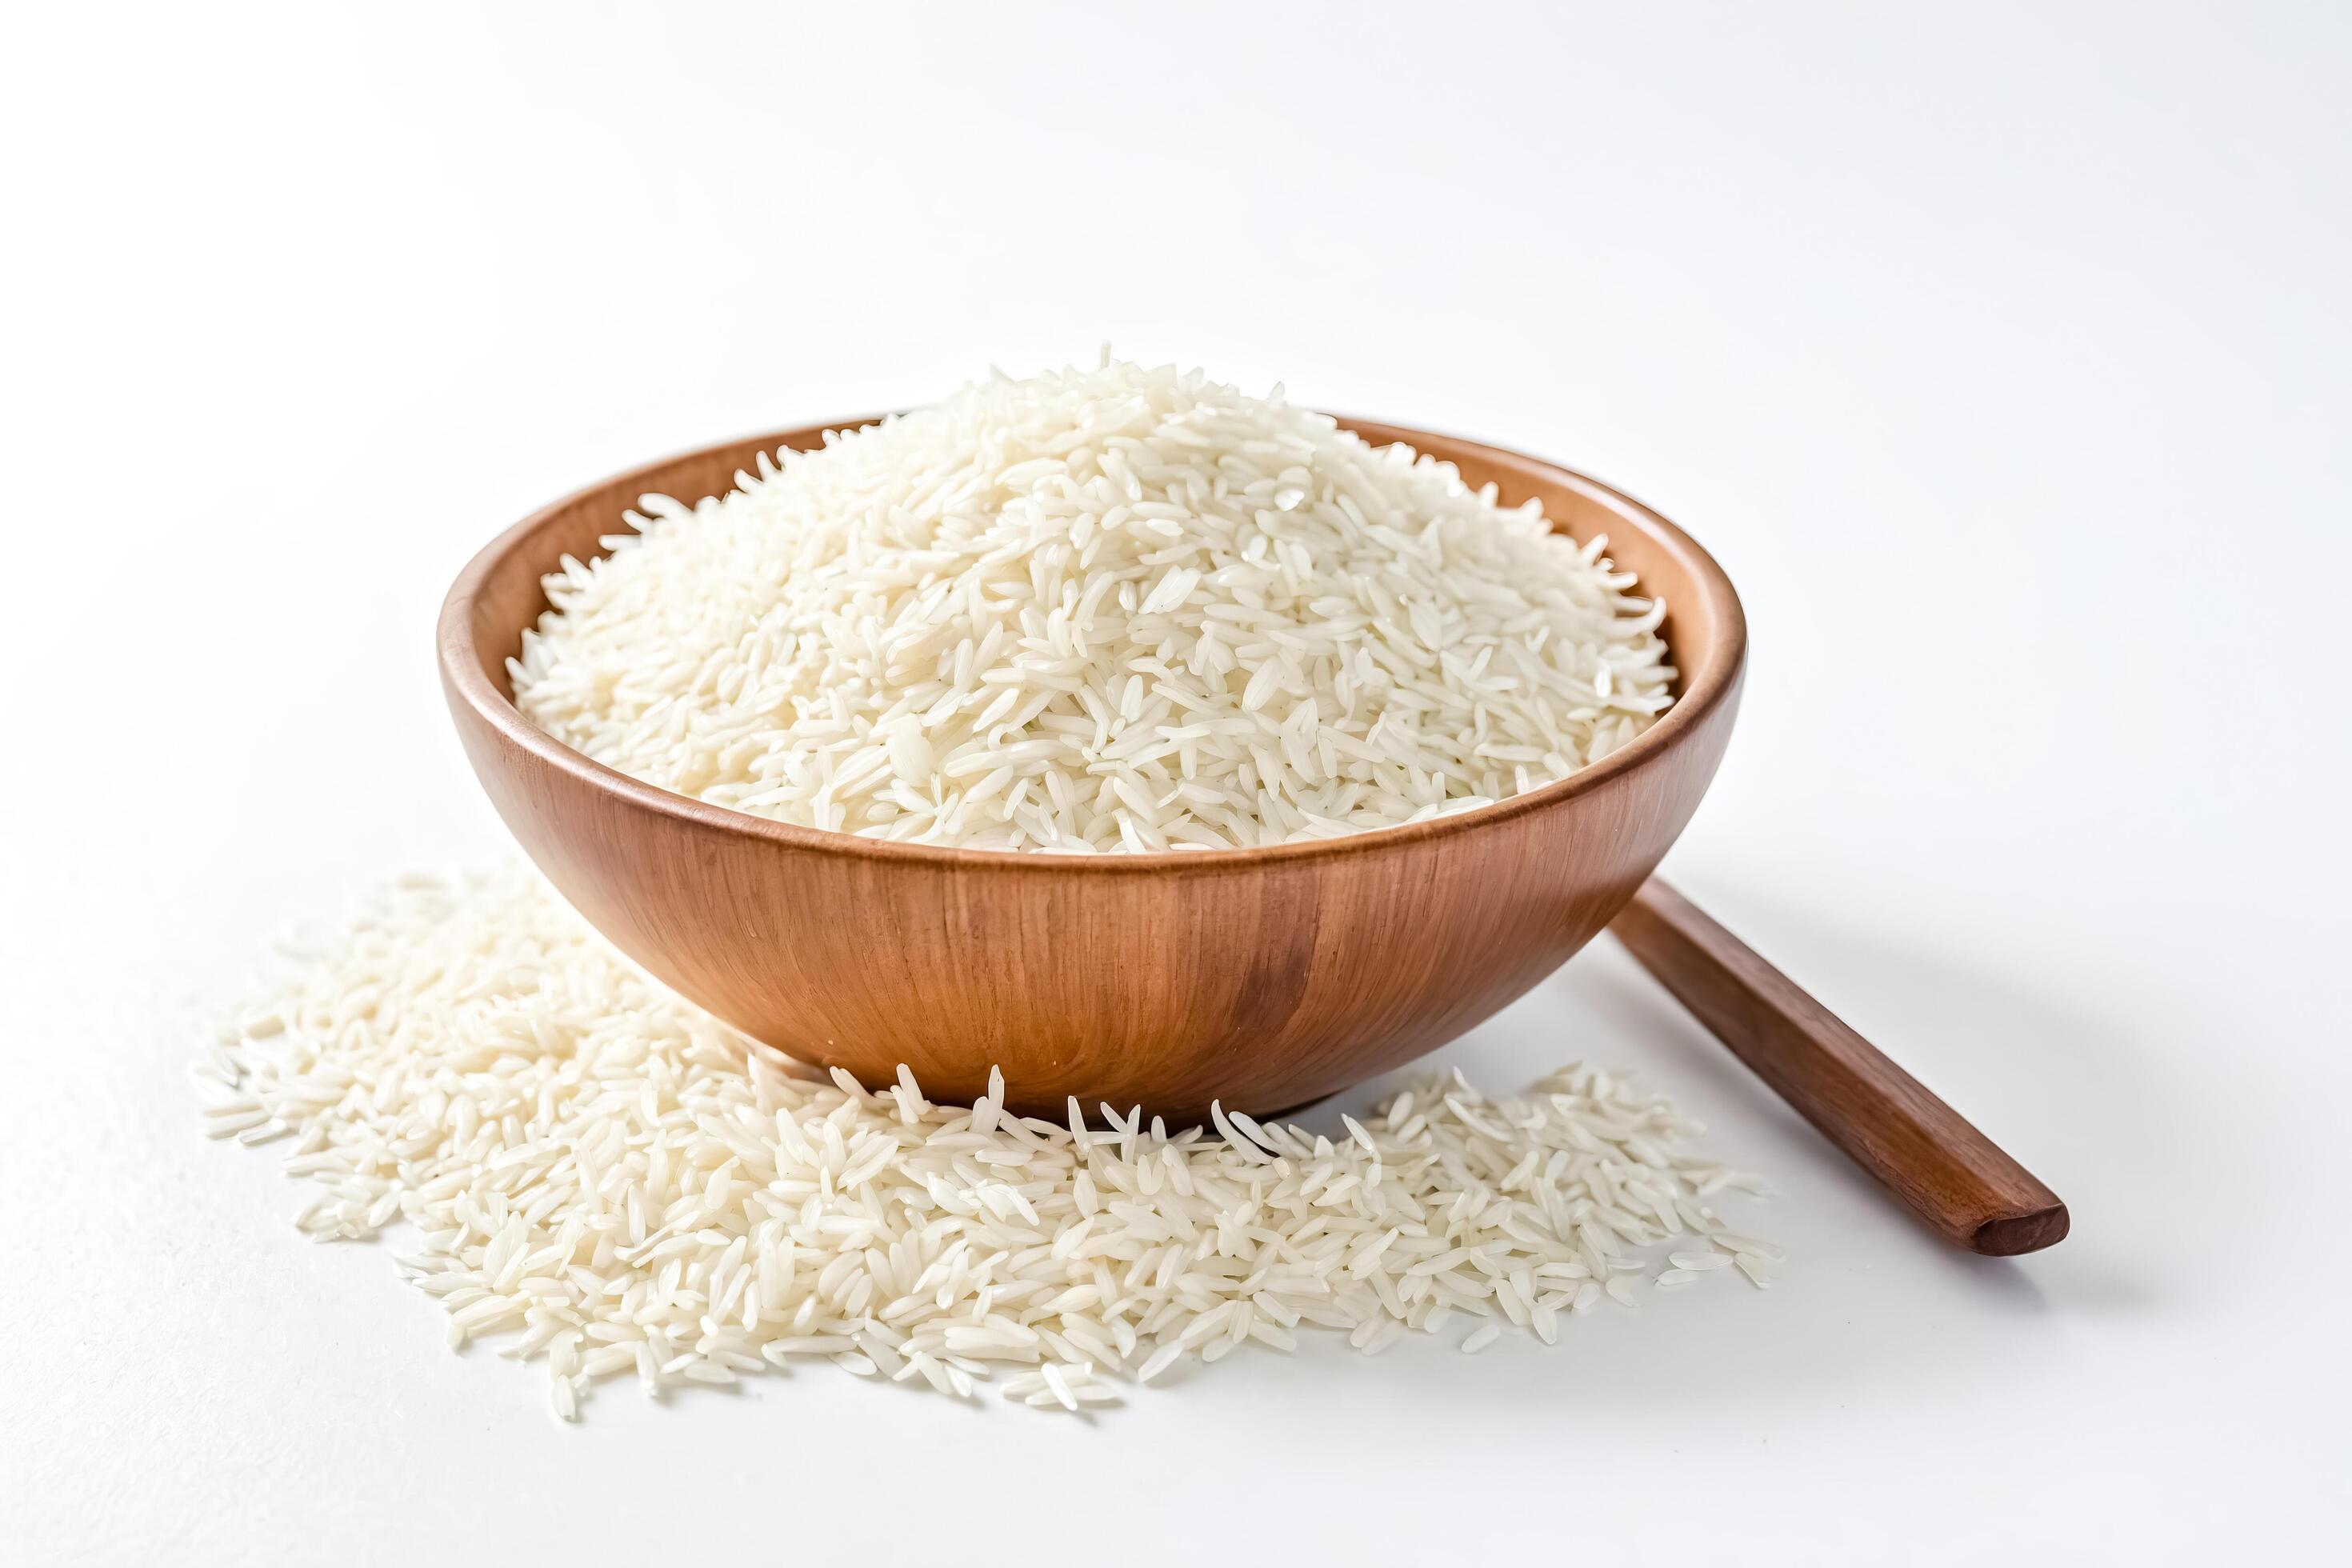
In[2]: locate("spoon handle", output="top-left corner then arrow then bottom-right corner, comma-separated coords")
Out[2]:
1609,879 -> 2068,1255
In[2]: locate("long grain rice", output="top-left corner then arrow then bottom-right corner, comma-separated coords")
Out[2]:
511,359 -> 1674,853
201,869 -> 1774,1420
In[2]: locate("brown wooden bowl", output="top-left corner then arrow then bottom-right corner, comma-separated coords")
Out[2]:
438,418 -> 1746,1120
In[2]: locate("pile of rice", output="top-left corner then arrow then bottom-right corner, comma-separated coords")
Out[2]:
512,359 -> 1674,851
200,870 -> 1775,1421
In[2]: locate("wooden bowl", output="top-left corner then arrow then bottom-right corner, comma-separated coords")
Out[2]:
438,418 -> 1746,1119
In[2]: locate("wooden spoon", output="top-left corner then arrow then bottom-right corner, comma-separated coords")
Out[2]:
1610,880 -> 2069,1255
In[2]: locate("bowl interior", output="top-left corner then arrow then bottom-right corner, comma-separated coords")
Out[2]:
457,416 -> 1741,778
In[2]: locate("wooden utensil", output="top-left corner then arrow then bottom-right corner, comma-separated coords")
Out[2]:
1612,880 -> 2069,1254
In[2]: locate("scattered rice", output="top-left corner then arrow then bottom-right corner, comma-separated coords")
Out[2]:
511,358 -> 1674,853
201,869 -> 1773,1420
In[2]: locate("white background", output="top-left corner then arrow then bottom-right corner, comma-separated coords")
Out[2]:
4,2 -> 2346,1562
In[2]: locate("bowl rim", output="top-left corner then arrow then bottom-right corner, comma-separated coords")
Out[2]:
438,414 -> 1746,877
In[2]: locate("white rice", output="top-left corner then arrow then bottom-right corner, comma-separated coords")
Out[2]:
511,359 -> 1674,852
199,869 -> 1774,1421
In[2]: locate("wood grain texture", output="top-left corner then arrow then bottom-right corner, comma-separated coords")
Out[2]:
438,418 -> 1747,1120
1611,880 -> 2069,1254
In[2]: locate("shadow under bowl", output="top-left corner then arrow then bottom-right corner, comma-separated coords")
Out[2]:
438,418 -> 1746,1118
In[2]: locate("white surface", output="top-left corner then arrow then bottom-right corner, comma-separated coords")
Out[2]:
5,3 -> 2346,1562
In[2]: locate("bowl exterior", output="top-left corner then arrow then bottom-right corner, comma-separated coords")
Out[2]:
440,420 -> 1744,1118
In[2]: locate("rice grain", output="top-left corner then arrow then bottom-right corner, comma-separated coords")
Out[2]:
204,869 -> 1774,1419
512,360 -> 1674,854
